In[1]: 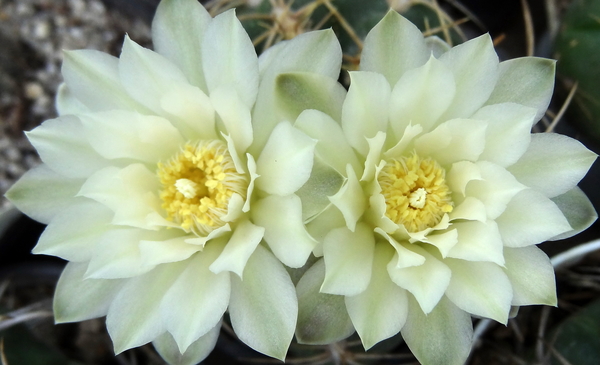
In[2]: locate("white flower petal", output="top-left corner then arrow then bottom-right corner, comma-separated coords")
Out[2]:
202,9 -> 258,108
295,259 -> 355,345
229,245 -> 297,361
422,229 -> 459,258
497,189 -> 571,247
139,236 -> 202,267
449,197 -> 487,222
444,259 -> 512,324
508,133 -> 597,198
361,132 -> 386,182
160,83 -> 217,141
209,219 -> 264,277
389,55 -> 456,134
210,86 -> 253,153
55,84 -> 90,115
252,194 -> 316,268
295,159 -> 344,222
119,35 -> 189,113
466,161 -> 526,219
161,243 -> 230,353
550,187 -> 598,241
486,57 -> 556,121
294,109 -> 362,176
447,220 -> 504,265
375,228 -> 425,268
329,165 -> 367,232
153,321 -> 221,365
346,243 -> 408,349
54,262 -> 124,323
360,10 -> 429,86
256,121 -> 316,196
341,71 -> 391,156
151,0 -> 211,91
414,118 -> 486,166
106,261 -> 187,354
305,205 -> 347,248
321,223 -> 375,296
387,245 -> 450,314
472,103 -> 537,167
80,110 -> 184,163
78,164 -> 163,230
5,164 -> 83,224
242,154 -> 259,212
251,29 -> 341,152
33,200 -> 113,262
402,295 -> 472,365
504,246 -> 557,306
447,161 -> 482,196
26,115 -> 110,178
383,123 -> 423,160
439,34 -> 499,119
62,50 -> 147,112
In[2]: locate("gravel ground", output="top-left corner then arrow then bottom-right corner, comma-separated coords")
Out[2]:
0,0 -> 153,210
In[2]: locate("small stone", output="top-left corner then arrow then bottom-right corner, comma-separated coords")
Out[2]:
24,82 -> 44,99
5,146 -> 22,162
33,20 -> 51,39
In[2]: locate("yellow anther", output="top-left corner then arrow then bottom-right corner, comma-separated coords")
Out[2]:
378,154 -> 453,232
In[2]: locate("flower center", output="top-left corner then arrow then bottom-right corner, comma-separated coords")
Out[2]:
377,154 -> 453,232
157,140 -> 248,235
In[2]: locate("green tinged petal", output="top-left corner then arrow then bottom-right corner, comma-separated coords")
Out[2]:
54,262 -> 124,323
550,187 -> 598,240
346,243 -> 408,349
5,164 -> 83,224
229,245 -> 297,360
360,10 -> 429,86
275,72 -> 346,123
402,295 -> 473,365
296,259 -> 355,345
152,0 -> 211,91
447,220 -> 504,265
485,57 -> 556,121
153,322 -> 220,365
504,246 -> 557,306
508,133 -> 597,198
209,219 -> 264,277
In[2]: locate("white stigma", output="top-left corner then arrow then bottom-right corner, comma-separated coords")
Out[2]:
408,188 -> 427,209
175,178 -> 199,199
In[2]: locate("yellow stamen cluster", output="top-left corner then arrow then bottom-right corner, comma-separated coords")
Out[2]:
157,140 -> 248,235
378,154 -> 453,232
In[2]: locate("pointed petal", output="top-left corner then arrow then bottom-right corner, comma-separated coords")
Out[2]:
445,259 -> 512,323
210,86 -> 253,153
294,109 -> 361,176
486,57 -> 556,121
119,35 -> 188,113
375,229 -> 425,268
229,245 -> 297,360
360,10 -> 429,86
255,121 -> 316,196
321,223 -> 375,296
106,261 -> 187,353
5,164 -> 83,224
504,246 -> 557,306
550,187 -> 598,240
80,110 -> 184,163
61,50 -> 147,112
295,259 -> 354,345
252,194 -> 316,268
251,29 -> 341,152
329,165 -> 367,232
160,83 -> 217,141
449,197 -> 487,222
56,84 -> 90,115
209,219 -> 264,277
508,133 -> 597,198
33,200 -> 113,262
295,159 -> 344,222
54,262 -> 124,323
161,244 -> 230,352
447,220 -> 504,265
151,0 -> 211,91
276,72 -> 346,123
446,161 -> 482,196
402,295 -> 472,365
473,103 -> 537,167
139,236 -> 203,267
389,55 -> 455,134
439,34 -> 499,119
341,71 -> 390,156
26,115 -> 109,178
414,118 -> 486,166
497,189 -> 571,247
153,321 -> 221,365
387,245 -> 451,314
346,243 -> 408,349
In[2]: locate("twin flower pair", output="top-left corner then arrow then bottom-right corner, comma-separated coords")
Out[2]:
6,0 -> 597,364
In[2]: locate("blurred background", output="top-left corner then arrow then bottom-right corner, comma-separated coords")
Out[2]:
1,0 -> 600,364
